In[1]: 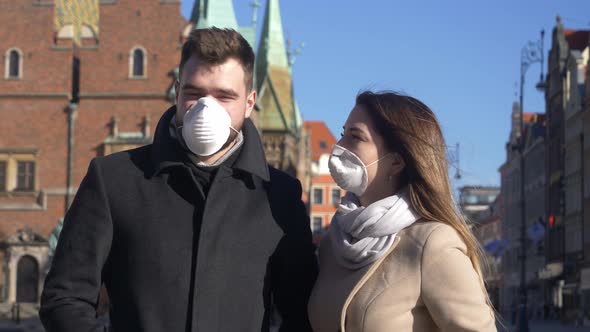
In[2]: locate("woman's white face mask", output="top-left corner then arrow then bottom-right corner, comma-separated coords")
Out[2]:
328,144 -> 389,197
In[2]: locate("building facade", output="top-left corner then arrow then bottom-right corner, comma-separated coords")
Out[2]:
499,94 -> 547,319
255,0 -> 304,177
458,186 -> 500,223
544,17 -> 590,322
0,0 -> 186,305
303,121 -> 340,243
472,194 -> 503,310
0,0 -> 309,309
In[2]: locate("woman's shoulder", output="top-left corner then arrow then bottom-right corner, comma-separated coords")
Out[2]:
400,220 -> 466,253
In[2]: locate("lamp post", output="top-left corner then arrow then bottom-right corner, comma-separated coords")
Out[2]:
516,29 -> 545,332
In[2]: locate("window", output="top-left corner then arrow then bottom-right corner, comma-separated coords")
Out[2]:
319,141 -> 327,149
130,47 -> 147,78
312,217 -> 323,233
0,161 -> 5,192
462,194 -> 478,205
0,151 -> 37,193
133,49 -> 144,76
5,48 -> 22,79
9,51 -> 19,77
16,161 -> 35,191
313,188 -> 323,204
331,188 -> 341,205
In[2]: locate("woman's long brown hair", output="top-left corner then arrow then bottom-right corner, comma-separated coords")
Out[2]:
356,90 -> 495,316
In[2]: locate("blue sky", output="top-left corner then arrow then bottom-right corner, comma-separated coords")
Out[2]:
181,0 -> 590,188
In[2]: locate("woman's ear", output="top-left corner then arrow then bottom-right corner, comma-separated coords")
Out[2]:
390,153 -> 405,176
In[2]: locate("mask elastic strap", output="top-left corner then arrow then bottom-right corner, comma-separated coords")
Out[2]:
365,153 -> 390,168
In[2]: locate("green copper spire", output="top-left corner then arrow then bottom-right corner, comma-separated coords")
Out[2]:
255,0 -> 302,135
191,0 -> 239,30
256,0 -> 289,87
190,0 -> 257,48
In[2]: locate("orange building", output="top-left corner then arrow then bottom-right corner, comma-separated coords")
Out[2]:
304,121 -> 341,243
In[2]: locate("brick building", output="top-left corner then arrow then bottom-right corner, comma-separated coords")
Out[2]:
303,121 -> 340,243
0,0 -> 184,305
0,0 -> 310,310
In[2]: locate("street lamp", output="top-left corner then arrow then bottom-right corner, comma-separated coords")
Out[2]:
516,29 -> 545,332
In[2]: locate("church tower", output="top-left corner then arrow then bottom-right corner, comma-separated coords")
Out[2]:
255,0 -> 303,176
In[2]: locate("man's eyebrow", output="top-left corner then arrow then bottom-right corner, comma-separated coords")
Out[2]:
180,84 -> 239,98
212,88 -> 239,97
181,83 -> 204,91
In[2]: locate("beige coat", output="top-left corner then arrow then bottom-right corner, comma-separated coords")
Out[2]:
308,221 -> 497,332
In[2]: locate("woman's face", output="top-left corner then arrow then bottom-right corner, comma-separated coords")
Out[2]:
337,104 -> 396,201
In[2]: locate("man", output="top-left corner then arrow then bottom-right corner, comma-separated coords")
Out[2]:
40,28 -> 318,332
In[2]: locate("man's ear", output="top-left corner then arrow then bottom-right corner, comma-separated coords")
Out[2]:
245,90 -> 257,118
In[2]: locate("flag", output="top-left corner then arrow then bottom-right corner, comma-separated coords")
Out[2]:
483,239 -> 509,258
54,0 -> 99,46
527,221 -> 545,243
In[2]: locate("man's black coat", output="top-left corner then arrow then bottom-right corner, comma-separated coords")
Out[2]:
40,106 -> 318,332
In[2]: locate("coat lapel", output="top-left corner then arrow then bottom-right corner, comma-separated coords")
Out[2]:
339,235 -> 402,332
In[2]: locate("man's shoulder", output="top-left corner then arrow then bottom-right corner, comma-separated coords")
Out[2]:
268,166 -> 300,187
93,144 -> 153,175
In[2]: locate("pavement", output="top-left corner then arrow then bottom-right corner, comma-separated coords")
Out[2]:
0,317 -> 588,331
501,320 -> 590,332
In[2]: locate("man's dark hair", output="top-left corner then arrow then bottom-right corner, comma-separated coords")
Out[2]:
180,27 -> 255,91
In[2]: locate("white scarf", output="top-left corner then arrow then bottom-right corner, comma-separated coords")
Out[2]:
329,189 -> 419,269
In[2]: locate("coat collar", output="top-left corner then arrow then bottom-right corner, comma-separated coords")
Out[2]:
149,105 -> 270,181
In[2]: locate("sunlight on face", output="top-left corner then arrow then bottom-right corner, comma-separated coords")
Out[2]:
175,56 -> 256,131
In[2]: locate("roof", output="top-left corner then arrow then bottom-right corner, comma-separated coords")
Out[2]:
523,113 -> 546,146
255,0 -> 302,134
522,112 -> 536,124
191,0 -> 238,30
256,0 -> 289,74
190,0 -> 256,47
564,30 -> 590,51
259,66 -> 299,134
304,121 -> 337,161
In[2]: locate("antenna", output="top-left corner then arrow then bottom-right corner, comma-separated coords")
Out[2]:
447,142 -> 462,180
454,142 -> 461,180
250,0 -> 260,26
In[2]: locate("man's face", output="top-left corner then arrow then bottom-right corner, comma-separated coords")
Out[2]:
175,56 -> 256,132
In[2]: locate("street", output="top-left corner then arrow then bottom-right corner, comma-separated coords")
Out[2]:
500,320 -> 590,332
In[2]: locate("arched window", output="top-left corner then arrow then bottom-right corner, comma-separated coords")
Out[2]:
16,255 -> 39,303
129,47 -> 147,78
5,48 -> 22,79
133,49 -> 144,76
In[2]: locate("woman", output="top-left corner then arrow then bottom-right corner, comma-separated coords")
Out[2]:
308,91 -> 496,332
